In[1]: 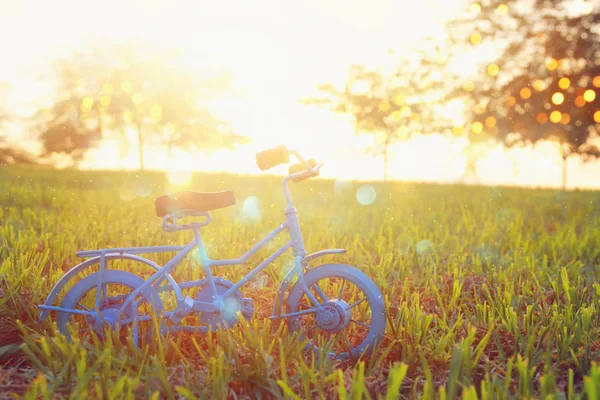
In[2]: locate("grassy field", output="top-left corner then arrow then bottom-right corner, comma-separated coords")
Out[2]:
1,166 -> 600,399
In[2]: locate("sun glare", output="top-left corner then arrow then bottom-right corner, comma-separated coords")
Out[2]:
167,169 -> 193,187
3,0 -> 600,187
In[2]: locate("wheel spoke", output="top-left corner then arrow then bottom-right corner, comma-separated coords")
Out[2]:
77,303 -> 90,312
351,319 -> 370,329
311,284 -> 329,302
300,303 -> 317,310
349,297 -> 367,309
338,279 -> 345,300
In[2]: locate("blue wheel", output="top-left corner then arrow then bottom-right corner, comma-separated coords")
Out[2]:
286,264 -> 386,361
56,270 -> 163,343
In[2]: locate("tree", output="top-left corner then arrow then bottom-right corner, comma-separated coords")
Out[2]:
448,0 -> 600,189
303,46 -> 455,181
0,85 -> 36,165
33,42 -> 248,170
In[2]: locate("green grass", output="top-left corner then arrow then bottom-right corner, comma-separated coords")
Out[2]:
1,165 -> 600,399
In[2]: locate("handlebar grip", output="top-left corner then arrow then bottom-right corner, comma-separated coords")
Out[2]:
256,145 -> 289,171
289,159 -> 318,182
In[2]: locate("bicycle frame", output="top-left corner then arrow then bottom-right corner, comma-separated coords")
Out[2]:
39,153 -> 326,322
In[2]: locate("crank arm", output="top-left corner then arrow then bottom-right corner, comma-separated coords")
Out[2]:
268,308 -> 318,320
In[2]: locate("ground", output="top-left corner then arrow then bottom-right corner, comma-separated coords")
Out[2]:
1,166 -> 600,399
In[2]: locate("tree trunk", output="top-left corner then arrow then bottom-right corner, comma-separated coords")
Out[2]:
135,121 -> 145,171
383,145 -> 389,182
561,154 -> 568,190
166,140 -> 173,170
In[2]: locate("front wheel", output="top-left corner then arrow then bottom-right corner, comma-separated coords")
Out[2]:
286,264 -> 386,361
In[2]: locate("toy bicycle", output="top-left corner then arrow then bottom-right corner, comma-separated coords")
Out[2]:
37,145 -> 386,360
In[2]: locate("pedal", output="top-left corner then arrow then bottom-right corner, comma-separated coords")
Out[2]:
169,296 -> 194,325
241,298 -> 254,320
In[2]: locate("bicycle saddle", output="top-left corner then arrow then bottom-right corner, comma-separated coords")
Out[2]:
155,190 -> 236,217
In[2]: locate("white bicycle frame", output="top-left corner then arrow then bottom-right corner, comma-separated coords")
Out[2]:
38,150 -> 344,324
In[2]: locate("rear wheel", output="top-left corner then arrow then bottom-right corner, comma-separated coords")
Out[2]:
286,264 -> 386,361
56,270 -> 163,343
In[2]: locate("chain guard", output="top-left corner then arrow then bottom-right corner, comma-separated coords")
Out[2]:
192,277 -> 247,330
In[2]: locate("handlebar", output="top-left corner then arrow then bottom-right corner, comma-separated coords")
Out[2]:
289,159 -> 319,182
256,145 -> 289,171
255,145 -> 322,182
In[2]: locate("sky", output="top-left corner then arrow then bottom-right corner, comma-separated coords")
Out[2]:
1,0 -> 600,189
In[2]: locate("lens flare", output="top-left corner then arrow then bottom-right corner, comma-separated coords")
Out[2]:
119,181 -> 136,201
167,170 -> 192,186
416,240 -> 435,256
135,178 -> 153,198
242,196 -> 261,220
222,297 -> 241,320
395,235 -> 413,255
356,185 -> 376,206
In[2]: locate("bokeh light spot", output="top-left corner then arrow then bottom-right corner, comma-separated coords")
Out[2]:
497,4 -> 508,14
558,77 -> 570,90
135,178 -> 152,198
533,79 -> 546,92
470,3 -> 481,13
222,297 -> 241,320
470,34 -> 482,45
536,112 -> 548,124
593,76 -> 600,88
416,240 -> 435,256
487,64 -> 500,76
584,89 -> 596,102
560,113 -> 571,125
81,96 -> 94,112
520,87 -> 532,99
394,94 -> 405,106
463,81 -> 475,92
485,116 -> 496,128
356,185 -> 376,206
550,110 -> 562,123
121,81 -> 132,92
119,182 -> 137,202
379,101 -> 390,112
575,96 -> 586,107
151,104 -> 163,119
395,235 -> 413,255
132,93 -> 144,105
505,96 -> 516,107
242,196 -> 262,220
551,92 -> 564,105
100,95 -> 111,108
546,58 -> 558,71
472,121 -> 483,134
594,111 -> 600,123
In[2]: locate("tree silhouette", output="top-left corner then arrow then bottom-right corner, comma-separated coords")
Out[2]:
448,0 -> 600,189
303,46 -> 455,181
0,86 -> 36,165
33,42 -> 248,170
